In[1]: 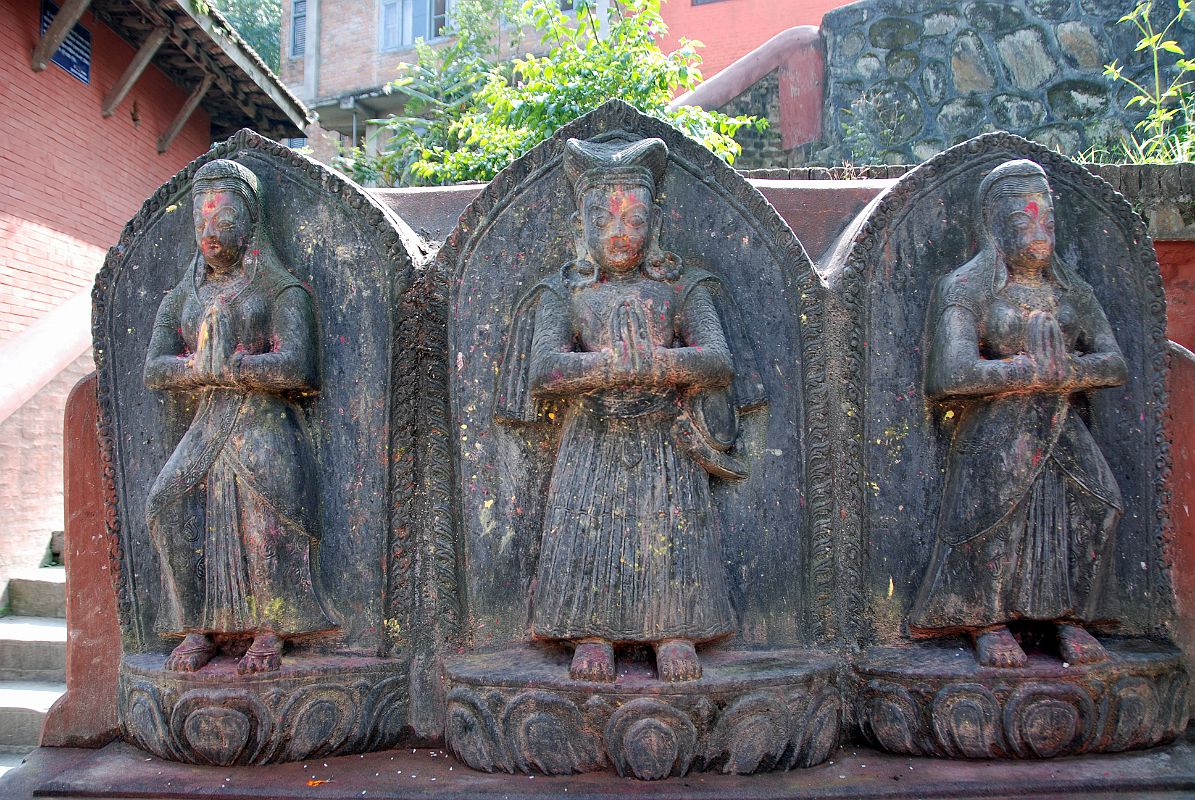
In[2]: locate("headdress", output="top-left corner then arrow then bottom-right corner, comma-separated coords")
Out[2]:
193,159 -> 261,222
563,137 -> 668,203
976,159 -> 1050,221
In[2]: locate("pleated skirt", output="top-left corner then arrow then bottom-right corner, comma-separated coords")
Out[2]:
531,406 -> 736,643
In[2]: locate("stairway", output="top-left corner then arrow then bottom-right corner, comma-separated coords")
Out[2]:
0,566 -> 66,778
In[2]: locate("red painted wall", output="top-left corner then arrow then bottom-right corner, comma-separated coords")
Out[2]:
0,0 -> 212,600
0,0 -> 212,341
659,0 -> 847,81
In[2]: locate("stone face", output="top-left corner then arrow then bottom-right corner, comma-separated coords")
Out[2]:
938,97 -> 988,135
817,0 -> 1171,166
992,93 -> 1048,128
923,11 -> 961,36
1028,0 -> 1072,16
869,17 -> 922,50
952,33 -> 998,93
966,0 -> 1027,33
1048,78 -> 1110,120
922,59 -> 949,105
867,81 -> 925,143
997,27 -> 1059,90
886,49 -> 920,80
856,53 -> 884,79
1057,20 -> 1105,68
1030,122 -> 1083,154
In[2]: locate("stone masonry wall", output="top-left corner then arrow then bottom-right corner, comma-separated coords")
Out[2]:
819,0 -> 1195,164
719,69 -> 792,171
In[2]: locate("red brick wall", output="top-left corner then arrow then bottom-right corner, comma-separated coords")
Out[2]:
0,0 -> 212,341
660,0 -> 846,80
0,0 -> 213,600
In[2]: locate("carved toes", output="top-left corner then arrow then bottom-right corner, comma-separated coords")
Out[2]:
238,632 -> 284,675
165,633 -> 216,672
570,640 -> 615,682
973,627 -> 1028,669
655,639 -> 702,683
1058,624 -> 1109,665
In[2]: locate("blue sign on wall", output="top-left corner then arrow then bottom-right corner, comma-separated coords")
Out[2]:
40,0 -> 91,85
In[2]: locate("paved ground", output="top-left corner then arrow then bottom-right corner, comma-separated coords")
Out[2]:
0,732 -> 1193,800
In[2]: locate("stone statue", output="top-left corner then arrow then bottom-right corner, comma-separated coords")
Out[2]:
495,137 -> 764,683
910,159 -> 1127,668
143,158 -> 333,674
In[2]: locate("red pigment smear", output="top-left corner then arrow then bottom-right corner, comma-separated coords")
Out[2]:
1024,200 -> 1040,219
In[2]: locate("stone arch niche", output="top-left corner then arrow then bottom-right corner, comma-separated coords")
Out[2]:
424,100 -> 844,778
822,131 -> 1188,758
93,130 -> 424,765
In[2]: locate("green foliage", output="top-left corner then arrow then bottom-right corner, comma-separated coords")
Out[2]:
193,0 -> 283,72
1086,0 -> 1192,163
338,0 -> 763,187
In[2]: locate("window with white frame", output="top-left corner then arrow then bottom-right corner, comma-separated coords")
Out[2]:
380,0 -> 414,50
381,0 -> 457,51
430,0 -> 450,38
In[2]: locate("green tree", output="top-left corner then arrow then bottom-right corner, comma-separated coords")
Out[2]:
338,0 -> 761,187
200,0 -> 283,72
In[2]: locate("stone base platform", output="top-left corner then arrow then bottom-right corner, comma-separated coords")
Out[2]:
118,653 -> 409,766
443,645 -> 843,779
9,733 -> 1195,799
854,638 -> 1189,759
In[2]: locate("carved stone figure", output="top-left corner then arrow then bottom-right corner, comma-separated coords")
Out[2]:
495,137 -> 764,683
910,159 -> 1127,668
143,158 -> 333,674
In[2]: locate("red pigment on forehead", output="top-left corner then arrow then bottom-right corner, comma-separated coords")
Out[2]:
606,189 -> 641,215
201,191 -> 230,214
1023,200 -> 1040,219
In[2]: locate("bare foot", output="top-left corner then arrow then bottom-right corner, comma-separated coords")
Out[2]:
972,625 -> 1028,668
237,631 -> 283,675
570,638 -> 615,682
165,633 -> 216,672
655,639 -> 702,682
1057,623 -> 1108,664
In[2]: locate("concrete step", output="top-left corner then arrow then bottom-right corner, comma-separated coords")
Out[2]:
0,680 -> 64,753
0,617 -> 66,682
0,751 -> 24,779
8,568 -> 65,618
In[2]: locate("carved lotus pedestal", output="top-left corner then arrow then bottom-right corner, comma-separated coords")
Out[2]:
118,655 -> 409,766
443,645 -> 843,780
855,640 -> 1190,759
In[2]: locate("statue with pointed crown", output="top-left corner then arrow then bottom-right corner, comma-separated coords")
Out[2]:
495,136 -> 765,683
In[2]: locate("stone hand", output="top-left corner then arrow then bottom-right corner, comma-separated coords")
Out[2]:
1027,310 -> 1070,388
609,301 -> 659,382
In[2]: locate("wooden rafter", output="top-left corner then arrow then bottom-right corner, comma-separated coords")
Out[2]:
157,73 -> 212,153
31,0 -> 92,72
102,26 -> 168,116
